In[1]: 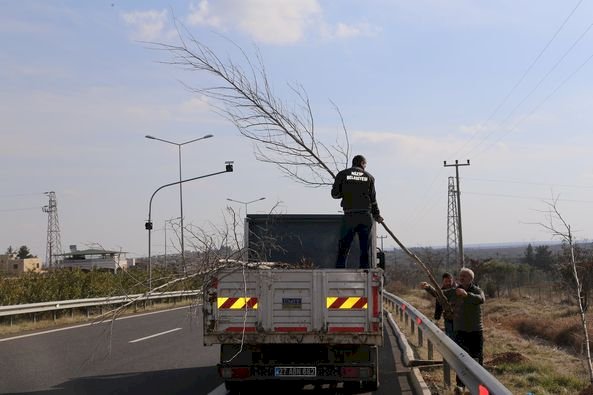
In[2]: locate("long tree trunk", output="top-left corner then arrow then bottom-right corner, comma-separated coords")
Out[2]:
568,230 -> 593,383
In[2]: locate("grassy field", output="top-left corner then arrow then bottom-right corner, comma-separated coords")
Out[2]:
391,286 -> 592,395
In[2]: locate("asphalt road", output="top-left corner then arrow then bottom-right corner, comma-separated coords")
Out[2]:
0,307 -> 414,395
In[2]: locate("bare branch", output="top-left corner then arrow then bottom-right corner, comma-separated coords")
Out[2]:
150,26 -> 349,187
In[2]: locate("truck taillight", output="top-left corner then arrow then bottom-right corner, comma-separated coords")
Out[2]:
220,366 -> 250,379
340,367 -> 372,378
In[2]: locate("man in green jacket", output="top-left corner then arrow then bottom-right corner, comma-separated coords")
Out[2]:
445,267 -> 485,394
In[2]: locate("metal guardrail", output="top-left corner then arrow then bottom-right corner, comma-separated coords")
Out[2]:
0,291 -> 201,318
1,287 -> 511,394
383,291 -> 512,395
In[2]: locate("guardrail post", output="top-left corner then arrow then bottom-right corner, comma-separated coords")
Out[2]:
417,326 -> 423,347
443,360 -> 451,387
427,339 -> 434,360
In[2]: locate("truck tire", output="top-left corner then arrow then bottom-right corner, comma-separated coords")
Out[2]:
224,381 -> 241,394
362,378 -> 379,392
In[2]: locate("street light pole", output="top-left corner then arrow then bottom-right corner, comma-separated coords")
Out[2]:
164,216 -> 181,269
145,134 -> 213,273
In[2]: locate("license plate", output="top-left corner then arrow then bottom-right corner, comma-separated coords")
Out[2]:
274,366 -> 316,377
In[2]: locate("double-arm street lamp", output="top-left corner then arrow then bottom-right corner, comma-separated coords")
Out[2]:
145,134 -> 213,269
226,197 -> 266,216
226,197 -> 266,262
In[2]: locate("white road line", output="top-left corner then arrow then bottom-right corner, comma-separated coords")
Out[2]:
129,327 -> 182,343
207,383 -> 228,395
0,306 -> 192,343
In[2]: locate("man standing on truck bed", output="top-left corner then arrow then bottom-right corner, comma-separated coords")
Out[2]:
332,154 -> 383,269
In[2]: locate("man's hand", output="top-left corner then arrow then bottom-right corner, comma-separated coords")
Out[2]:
419,281 -> 429,289
374,215 -> 384,223
455,288 -> 468,298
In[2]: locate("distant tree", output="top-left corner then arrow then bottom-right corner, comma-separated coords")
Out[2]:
16,245 -> 33,259
5,246 -> 14,255
415,247 -> 446,276
523,243 -> 535,266
535,197 -> 593,385
534,245 -> 554,271
557,243 -> 593,312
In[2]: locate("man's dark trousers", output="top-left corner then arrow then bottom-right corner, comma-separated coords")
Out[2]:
454,330 -> 484,387
336,212 -> 373,269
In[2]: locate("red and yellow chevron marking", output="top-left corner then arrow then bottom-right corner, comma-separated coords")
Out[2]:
217,297 -> 258,309
326,296 -> 367,309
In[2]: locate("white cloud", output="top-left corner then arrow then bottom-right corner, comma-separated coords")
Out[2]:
187,1 -> 222,28
333,22 -> 380,39
121,9 -> 172,41
185,0 -> 379,44
179,96 -> 212,114
187,0 -> 321,44
353,130 -> 459,161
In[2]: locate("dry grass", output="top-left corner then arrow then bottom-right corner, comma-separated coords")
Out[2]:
392,288 -> 591,395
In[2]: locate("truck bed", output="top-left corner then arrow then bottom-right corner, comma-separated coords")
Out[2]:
203,267 -> 383,345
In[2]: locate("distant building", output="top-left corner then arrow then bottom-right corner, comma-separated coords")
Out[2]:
0,254 -> 42,275
57,245 -> 128,272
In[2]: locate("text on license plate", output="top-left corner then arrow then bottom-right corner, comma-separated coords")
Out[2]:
274,366 -> 316,377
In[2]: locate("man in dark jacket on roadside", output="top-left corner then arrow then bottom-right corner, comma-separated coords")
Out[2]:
331,155 -> 383,269
420,272 -> 456,338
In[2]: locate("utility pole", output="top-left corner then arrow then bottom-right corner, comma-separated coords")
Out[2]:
443,159 -> 470,268
377,235 -> 387,251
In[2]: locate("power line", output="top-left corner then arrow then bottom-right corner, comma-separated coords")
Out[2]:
463,176 -> 593,189
470,22 -> 593,156
450,0 -> 585,160
464,190 -> 593,203
487,0 -> 584,121
0,206 -> 43,213
481,48 -> 593,155
0,192 -> 45,198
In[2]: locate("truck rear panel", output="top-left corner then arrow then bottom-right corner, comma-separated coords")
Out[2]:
203,268 -> 383,345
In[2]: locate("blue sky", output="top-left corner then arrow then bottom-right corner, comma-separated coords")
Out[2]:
2,1 -> 593,261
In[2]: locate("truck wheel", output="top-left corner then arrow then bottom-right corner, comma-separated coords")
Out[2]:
343,381 -> 360,393
224,381 -> 241,394
362,378 -> 379,392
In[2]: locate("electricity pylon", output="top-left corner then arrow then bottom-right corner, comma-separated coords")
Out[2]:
446,176 -> 458,269
43,191 -> 62,268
